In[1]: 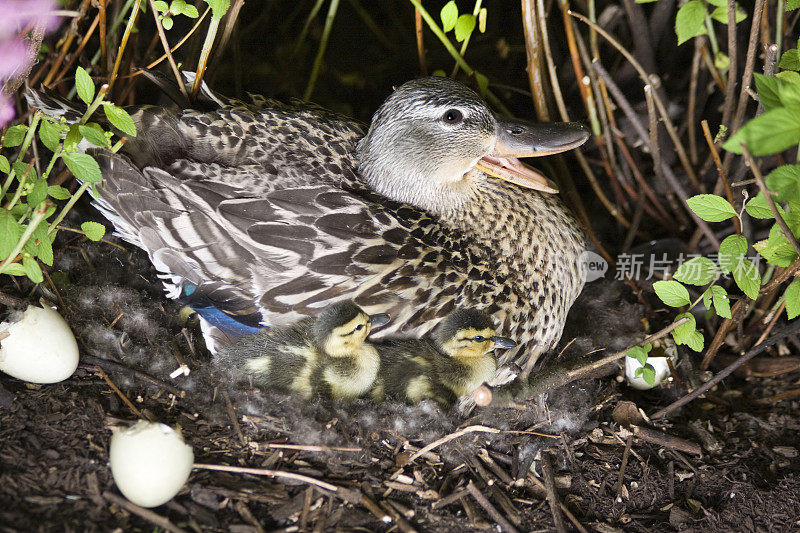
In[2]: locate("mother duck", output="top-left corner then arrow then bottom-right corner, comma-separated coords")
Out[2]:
29,76 -> 589,375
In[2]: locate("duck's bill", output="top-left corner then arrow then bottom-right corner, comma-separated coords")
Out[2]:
369,313 -> 390,328
477,119 -> 590,194
492,336 -> 517,349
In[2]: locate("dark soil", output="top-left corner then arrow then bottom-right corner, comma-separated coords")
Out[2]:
2,238 -> 800,532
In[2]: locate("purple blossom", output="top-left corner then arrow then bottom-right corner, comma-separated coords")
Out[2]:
0,94 -> 14,124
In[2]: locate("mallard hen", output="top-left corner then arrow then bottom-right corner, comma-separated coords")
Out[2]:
27,75 -> 589,374
214,300 -> 388,400
374,308 -> 516,407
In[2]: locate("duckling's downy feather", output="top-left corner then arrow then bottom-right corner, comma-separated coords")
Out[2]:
27,77 -> 587,368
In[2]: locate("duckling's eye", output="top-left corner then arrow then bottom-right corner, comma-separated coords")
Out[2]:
354,324 -> 364,331
473,335 -> 485,342
442,109 -> 463,124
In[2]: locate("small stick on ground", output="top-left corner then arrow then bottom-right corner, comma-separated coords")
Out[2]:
93,365 -> 146,420
540,453 -> 567,533
221,389 -> 246,446
466,480 -> 520,533
103,491 -> 187,533
652,319 -> 800,418
406,425 -> 501,464
616,433 -> 633,500
631,425 -> 702,456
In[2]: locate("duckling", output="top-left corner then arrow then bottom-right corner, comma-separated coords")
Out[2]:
375,309 -> 516,407
214,301 -> 388,401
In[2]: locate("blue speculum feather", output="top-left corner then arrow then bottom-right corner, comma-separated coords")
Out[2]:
192,306 -> 262,336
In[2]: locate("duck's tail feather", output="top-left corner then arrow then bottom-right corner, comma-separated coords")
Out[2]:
24,85 -> 84,124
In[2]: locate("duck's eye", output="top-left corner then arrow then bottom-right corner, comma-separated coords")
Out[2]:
354,324 -> 364,331
473,335 -> 485,342
442,109 -> 463,124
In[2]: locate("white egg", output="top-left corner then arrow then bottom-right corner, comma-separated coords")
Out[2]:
625,355 -> 672,390
109,420 -> 194,508
0,304 -> 79,384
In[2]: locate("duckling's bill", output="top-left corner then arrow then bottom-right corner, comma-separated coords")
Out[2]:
369,313 -> 390,328
476,119 -> 590,194
492,336 -> 517,349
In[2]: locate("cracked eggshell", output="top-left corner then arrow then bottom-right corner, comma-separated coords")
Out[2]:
0,305 -> 79,383
109,420 -> 194,508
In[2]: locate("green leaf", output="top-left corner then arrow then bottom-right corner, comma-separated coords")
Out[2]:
673,256 -> 718,286
81,221 -> 106,241
0,210 -> 22,260
765,165 -> 800,202
22,255 -> 43,283
477,7 -> 487,32
440,0 -> 458,32
723,107 -> 800,155
62,152 -> 103,183
182,3 -> 199,17
685,330 -> 704,351
79,123 -> 110,147
705,285 -> 732,318
788,0 -> 800,9
75,66 -> 95,106
754,73 -> 782,111
47,185 -> 71,200
103,103 -> 137,137
714,51 -> 730,72
710,3 -> 747,24
203,0 -> 230,20
64,124 -> 82,151
27,179 -> 48,206
31,221 -> 53,266
161,15 -> 173,29
779,49 -> 800,71
733,258 -> 761,299
672,312 -> 696,344
153,0 -> 168,11
170,0 -> 186,13
638,364 -> 656,386
754,225 -> 798,267
636,0 -> 659,3
718,234 -> 748,274
744,192 -> 775,219
39,119 -> 61,152
0,155 -> 8,174
3,124 -> 27,147
454,14 -> 476,42
675,0 -> 707,45
785,280 -> 800,319
3,263 -> 25,276
686,194 -> 737,222
627,345 -> 651,366
653,279 -> 691,307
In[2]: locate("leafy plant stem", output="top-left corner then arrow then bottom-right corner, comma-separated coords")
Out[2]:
148,0 -> 190,102
703,12 -> 720,58
1,114 -> 42,197
42,146 -> 62,181
451,0 -> 483,77
303,0 -> 340,101
4,163 -> 33,211
0,202 -> 49,276
80,84 -> 109,124
47,182 -> 91,236
408,0 -> 510,116
775,0 -> 784,57
741,143 -> 800,256
191,16 -> 222,100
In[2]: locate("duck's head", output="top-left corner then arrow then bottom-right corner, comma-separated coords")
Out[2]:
312,300 -> 390,357
432,308 -> 517,359
356,76 -> 590,215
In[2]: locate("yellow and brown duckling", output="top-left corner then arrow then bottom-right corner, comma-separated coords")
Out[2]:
214,301 -> 389,401
374,309 -> 516,407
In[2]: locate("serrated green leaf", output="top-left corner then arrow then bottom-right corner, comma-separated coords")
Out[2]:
203,0 -> 230,19
62,152 -> 103,183
182,3 -> 198,17
47,185 -> 71,200
27,179 -> 48,206
627,345 -> 650,366
673,256 -> 718,285
686,194 -> 737,222
161,15 -> 173,29
653,279 -> 691,307
707,285 -> 732,318
3,124 -> 27,147
788,0 -> 800,9
765,164 -> 800,202
0,210 -> 22,260
39,119 -> 61,152
754,73 -> 782,111
31,221 -> 53,266
710,3 -> 747,24
676,0 -> 707,45
170,0 -> 186,13
78,123 -> 110,147
638,364 -> 657,386
153,0 -> 168,11
745,192 -> 775,219
0,155 -> 8,174
75,66 -> 95,106
733,258 -> 761,299
685,330 -> 704,351
785,279 -> 800,319
103,103 -> 137,137
718,234 -> 748,274
3,262 -> 25,276
440,0 -> 458,32
779,49 -> 800,71
22,255 -> 43,283
454,14 -> 476,42
12,161 -> 36,182
723,107 -> 800,155
81,221 -> 106,241
672,312 -> 697,344
754,224 -> 798,267
64,124 -> 82,151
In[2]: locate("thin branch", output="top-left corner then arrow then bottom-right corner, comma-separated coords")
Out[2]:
148,0 -> 189,101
